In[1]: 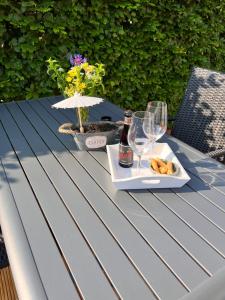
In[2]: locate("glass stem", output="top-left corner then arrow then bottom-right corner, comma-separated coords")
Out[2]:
151,141 -> 155,151
137,155 -> 141,174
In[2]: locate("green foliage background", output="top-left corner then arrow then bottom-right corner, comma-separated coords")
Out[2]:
0,0 -> 225,114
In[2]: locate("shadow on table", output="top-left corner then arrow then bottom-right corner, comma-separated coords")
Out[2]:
165,137 -> 225,192
1,93 -> 225,194
0,96 -> 123,190
0,97 -> 120,188
0,158 -> 21,189
0,131 -> 79,190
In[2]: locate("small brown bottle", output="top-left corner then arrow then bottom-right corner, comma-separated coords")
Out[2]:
119,110 -> 133,168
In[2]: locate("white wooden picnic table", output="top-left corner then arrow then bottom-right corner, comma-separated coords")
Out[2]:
1,96 -> 225,300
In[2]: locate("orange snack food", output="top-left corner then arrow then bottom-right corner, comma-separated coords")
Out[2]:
167,161 -> 174,175
150,158 -> 176,175
151,159 -> 160,173
159,166 -> 168,174
155,158 -> 167,168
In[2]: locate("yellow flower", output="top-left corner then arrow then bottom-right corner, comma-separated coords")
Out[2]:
81,62 -> 95,74
76,82 -> 86,93
80,62 -> 89,70
86,65 -> 95,73
65,81 -> 87,96
64,85 -> 76,97
66,76 -> 72,82
67,66 -> 80,78
79,82 -> 86,90
67,69 -> 75,77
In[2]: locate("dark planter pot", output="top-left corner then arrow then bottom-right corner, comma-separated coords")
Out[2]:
58,121 -> 120,150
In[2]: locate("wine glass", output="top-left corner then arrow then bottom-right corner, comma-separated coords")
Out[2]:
143,111 -> 157,145
128,111 -> 151,174
145,101 -> 167,142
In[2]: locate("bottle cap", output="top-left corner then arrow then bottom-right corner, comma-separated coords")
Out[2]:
124,110 -> 132,118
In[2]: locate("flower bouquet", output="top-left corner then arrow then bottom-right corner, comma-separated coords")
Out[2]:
47,53 -> 105,125
47,54 -> 118,150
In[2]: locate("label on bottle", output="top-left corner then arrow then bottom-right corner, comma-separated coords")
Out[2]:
119,144 -> 133,167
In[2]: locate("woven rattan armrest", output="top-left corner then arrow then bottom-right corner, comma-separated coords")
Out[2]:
207,149 -> 225,158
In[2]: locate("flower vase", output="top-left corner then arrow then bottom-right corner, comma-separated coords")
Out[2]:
58,121 -> 120,150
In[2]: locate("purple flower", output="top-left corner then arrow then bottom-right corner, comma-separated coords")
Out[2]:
70,54 -> 87,66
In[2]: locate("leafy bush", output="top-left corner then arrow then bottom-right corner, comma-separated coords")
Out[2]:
1,0 -> 225,115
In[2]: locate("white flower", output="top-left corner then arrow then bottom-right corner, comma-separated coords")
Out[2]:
86,73 -> 93,79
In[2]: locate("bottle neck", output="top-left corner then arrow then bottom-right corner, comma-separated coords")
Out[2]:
123,123 -> 130,133
120,123 -> 130,145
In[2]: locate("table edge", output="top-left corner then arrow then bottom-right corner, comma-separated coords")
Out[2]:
180,265 -> 225,300
0,160 -> 48,300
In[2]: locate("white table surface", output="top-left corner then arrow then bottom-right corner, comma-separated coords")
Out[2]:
1,96 -> 225,300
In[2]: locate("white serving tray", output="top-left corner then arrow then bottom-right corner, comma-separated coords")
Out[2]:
106,143 -> 190,190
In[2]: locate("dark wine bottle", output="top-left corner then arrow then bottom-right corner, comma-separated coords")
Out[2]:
119,110 -> 133,168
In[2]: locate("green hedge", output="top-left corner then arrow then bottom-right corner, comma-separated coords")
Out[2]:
1,0 -> 225,115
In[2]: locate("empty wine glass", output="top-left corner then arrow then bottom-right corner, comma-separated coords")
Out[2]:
145,101 -> 167,142
128,111 -> 151,174
143,111 -> 157,145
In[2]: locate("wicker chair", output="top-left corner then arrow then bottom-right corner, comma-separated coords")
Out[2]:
0,229 -> 9,269
171,67 -> 225,161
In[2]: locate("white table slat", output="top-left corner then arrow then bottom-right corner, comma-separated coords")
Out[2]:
31,99 -> 210,291
88,152 -> 225,274
12,101 -> 121,300
173,185 -> 225,232
180,266 -> 225,300
183,171 -> 225,212
12,101 -> 157,300
164,136 -> 225,184
187,165 -> 225,186
0,161 -> 48,300
72,151 -> 209,288
6,102 -> 121,300
25,100 -> 188,299
152,189 -> 225,256
0,106 -> 80,300
1,97 -> 225,300
40,99 -> 225,276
